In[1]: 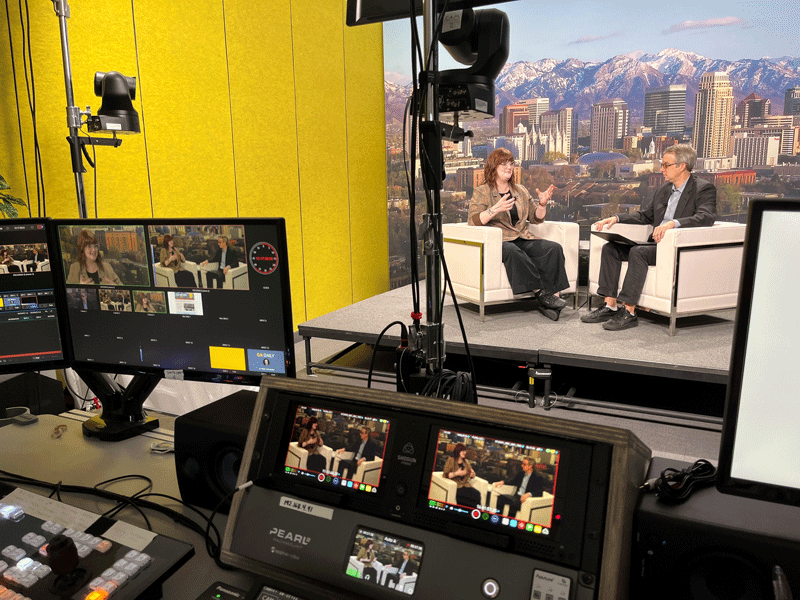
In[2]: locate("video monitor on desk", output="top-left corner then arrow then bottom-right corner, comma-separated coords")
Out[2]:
235,379 -> 611,592
0,219 -> 68,375
50,218 -> 295,440
717,200 -> 800,507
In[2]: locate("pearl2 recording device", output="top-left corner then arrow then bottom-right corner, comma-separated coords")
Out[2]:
222,379 -> 649,600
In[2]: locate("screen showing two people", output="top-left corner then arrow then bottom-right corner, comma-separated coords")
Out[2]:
55,220 -> 293,380
285,405 -> 389,492
344,528 -> 424,595
283,405 -> 560,535
431,429 -> 560,534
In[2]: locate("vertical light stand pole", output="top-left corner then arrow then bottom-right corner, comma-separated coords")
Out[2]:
51,0 -> 89,219
420,0 -> 445,376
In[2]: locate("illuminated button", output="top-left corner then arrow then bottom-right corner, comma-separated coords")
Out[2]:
89,577 -> 106,590
481,578 -> 500,598
0,590 -> 14,599
85,590 -> 110,600
96,540 -> 112,553
0,505 -> 23,522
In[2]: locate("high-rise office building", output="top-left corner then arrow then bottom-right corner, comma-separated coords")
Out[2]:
643,85 -> 686,136
539,107 -> 578,158
499,99 -> 549,135
732,132 -> 781,168
785,87 -> 800,116
735,93 -> 771,128
526,98 -> 551,131
692,72 -> 734,158
590,99 -> 629,152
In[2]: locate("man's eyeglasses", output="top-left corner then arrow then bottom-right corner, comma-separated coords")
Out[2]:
661,162 -> 678,169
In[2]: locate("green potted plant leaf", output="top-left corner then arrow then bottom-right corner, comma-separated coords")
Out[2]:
1,173 -> 28,218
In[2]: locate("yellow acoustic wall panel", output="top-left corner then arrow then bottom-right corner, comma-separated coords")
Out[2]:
1,0 -> 151,218
343,11 -> 389,302
132,1 -> 237,217
0,0 -> 388,330
224,0 -> 306,327
291,1 -> 353,320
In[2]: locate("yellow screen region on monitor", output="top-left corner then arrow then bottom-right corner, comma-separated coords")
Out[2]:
209,346 -> 246,371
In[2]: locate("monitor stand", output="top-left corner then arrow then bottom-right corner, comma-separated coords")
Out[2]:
76,370 -> 162,441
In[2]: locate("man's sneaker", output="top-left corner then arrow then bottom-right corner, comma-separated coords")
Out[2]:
580,304 -> 618,323
602,309 -> 638,331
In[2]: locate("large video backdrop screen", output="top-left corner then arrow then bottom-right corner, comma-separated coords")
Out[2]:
54,219 -> 295,382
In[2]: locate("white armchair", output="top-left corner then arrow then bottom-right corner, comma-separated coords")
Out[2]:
442,221 -> 580,321
517,491 -> 554,524
153,261 -> 201,288
285,441 -> 335,472
199,262 -> 248,289
347,555 -> 386,583
588,222 -> 746,335
332,451 -> 383,485
429,471 -> 490,507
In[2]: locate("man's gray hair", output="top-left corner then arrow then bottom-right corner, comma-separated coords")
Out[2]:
664,144 -> 697,172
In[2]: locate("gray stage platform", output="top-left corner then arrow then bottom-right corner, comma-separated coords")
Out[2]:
299,285 -> 736,385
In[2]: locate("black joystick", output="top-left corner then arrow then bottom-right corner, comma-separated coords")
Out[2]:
46,534 -> 91,596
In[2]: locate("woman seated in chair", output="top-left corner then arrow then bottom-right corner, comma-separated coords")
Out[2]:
442,443 -> 481,508
297,416 -> 327,473
160,234 -> 197,288
468,147 -> 569,321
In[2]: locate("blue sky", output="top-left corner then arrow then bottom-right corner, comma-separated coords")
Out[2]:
382,0 -> 800,84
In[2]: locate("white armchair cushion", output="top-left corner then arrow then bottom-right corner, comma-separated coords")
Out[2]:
517,491 -> 554,523
429,471 -> 489,506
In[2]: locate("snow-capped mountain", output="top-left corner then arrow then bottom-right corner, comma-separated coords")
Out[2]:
384,48 -> 800,125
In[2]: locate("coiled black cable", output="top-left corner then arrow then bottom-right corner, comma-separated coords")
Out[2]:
640,459 -> 717,504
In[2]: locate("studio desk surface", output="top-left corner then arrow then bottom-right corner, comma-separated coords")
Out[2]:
0,411 -> 255,599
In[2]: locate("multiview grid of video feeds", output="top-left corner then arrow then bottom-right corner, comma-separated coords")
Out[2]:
344,527 -> 423,596
428,429 -> 560,536
0,222 -> 64,369
284,405 -> 389,494
55,220 -> 289,378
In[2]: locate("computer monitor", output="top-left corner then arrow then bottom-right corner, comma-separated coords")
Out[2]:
52,218 -> 295,441
0,219 -> 68,375
717,199 -> 800,507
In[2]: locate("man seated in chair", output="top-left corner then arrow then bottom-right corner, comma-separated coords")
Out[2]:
492,457 -> 545,517
581,144 -> 717,331
200,236 -> 239,288
385,550 -> 418,588
335,426 -> 378,479
468,147 -> 570,321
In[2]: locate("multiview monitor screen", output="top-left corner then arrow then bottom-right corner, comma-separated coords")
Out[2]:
717,200 -> 800,506
283,403 -> 390,495
0,219 -> 67,374
426,427 -> 561,535
53,218 -> 295,383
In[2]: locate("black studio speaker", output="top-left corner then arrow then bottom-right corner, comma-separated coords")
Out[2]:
633,458 -> 800,600
174,390 -> 257,513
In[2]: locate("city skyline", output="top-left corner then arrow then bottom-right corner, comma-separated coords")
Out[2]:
383,0 -> 798,85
